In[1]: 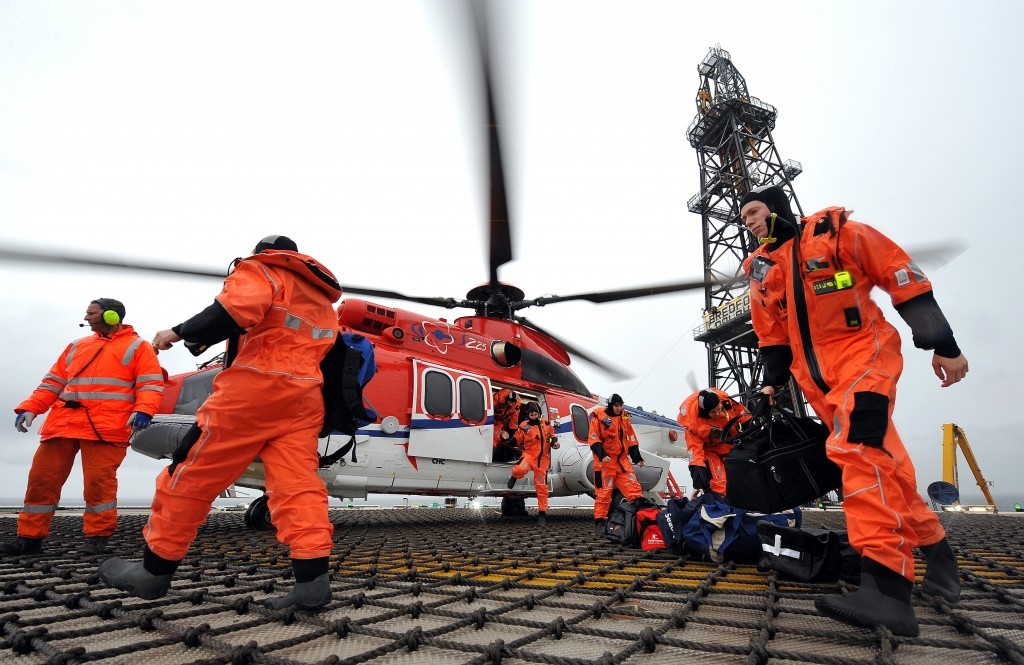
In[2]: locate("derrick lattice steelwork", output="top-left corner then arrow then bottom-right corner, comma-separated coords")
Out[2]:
686,45 -> 805,410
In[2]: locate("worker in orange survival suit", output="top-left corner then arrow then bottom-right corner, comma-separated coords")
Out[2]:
740,185 -> 968,637
505,402 -> 559,527
588,393 -> 644,537
5,298 -> 163,558
677,388 -> 751,497
100,235 -> 343,612
492,387 -> 521,463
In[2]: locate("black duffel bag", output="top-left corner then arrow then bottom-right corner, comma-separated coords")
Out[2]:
724,406 -> 841,514
757,523 -> 860,583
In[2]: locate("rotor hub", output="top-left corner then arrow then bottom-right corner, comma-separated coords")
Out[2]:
466,283 -> 525,319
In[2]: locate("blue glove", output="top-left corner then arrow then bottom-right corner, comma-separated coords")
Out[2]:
15,411 -> 35,433
126,412 -> 152,431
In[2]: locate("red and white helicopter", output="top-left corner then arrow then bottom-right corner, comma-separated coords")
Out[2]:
126,289 -> 694,528
0,2 -> 714,529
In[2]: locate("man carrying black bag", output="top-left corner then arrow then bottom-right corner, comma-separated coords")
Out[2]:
740,186 -> 967,637
677,388 -> 750,497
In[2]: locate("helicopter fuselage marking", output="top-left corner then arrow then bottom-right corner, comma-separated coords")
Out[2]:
412,321 -> 455,354
457,334 -> 488,352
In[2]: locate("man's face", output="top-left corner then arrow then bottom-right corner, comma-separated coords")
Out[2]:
707,403 -> 725,419
528,409 -> 541,420
611,403 -> 624,416
741,200 -> 772,239
84,303 -> 107,331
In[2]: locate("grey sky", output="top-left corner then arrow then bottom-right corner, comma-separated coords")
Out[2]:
1,1 -> 1020,506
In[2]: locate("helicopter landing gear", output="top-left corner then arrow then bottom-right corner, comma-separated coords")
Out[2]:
244,494 -> 275,531
500,496 -> 529,518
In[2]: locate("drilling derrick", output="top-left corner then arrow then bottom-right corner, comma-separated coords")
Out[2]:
686,46 -> 807,411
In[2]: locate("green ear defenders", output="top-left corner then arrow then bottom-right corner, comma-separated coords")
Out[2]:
92,298 -> 125,326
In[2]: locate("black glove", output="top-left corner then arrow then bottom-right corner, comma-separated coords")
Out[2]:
748,392 -> 773,418
689,464 -> 712,491
628,446 -> 644,465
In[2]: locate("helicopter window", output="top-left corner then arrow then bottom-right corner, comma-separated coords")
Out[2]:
457,378 -> 486,424
571,405 -> 590,442
423,370 -> 454,417
520,349 -> 590,397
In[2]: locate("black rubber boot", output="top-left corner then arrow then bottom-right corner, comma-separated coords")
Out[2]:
77,536 -> 109,556
266,558 -> 332,611
920,538 -> 961,603
536,511 -> 546,527
506,476 -> 517,489
1,537 -> 43,557
815,558 -> 919,637
594,519 -> 607,538
99,559 -> 175,599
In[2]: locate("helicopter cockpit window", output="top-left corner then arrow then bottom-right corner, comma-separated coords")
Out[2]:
423,370 -> 454,418
571,405 -> 590,442
457,378 -> 486,424
520,348 -> 590,397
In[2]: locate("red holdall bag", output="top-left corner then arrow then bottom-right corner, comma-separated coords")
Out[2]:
637,506 -> 666,550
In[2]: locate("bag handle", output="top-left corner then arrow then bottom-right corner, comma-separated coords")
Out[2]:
722,414 -> 767,445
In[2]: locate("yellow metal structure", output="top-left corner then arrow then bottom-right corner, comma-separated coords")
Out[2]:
942,423 -> 997,509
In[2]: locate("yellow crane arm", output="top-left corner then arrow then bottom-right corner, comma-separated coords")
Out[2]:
942,423 -> 997,508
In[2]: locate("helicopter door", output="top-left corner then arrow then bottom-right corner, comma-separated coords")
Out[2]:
408,360 -> 493,463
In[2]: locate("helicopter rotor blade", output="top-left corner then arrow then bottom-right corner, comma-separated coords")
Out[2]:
0,243 -> 475,309
907,240 -> 967,271
684,369 -> 698,393
0,245 -> 231,279
469,0 -> 512,286
516,315 -> 633,381
515,275 -> 740,309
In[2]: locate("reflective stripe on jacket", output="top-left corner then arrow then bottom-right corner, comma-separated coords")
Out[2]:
743,207 -> 934,392
217,251 -> 343,382
587,408 -> 638,472
15,325 -> 164,444
513,418 -> 557,470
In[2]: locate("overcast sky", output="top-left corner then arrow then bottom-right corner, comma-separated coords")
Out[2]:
1,1 -> 1020,507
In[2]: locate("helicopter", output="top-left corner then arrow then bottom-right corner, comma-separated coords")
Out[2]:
126,296 -> 693,529
0,2 -> 728,529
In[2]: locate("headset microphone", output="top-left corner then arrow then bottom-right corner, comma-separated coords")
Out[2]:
79,323 -> 88,327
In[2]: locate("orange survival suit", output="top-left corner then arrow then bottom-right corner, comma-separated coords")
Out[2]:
743,206 -> 960,581
588,403 -> 643,520
492,388 -> 521,462
677,388 -> 750,495
15,325 -> 164,539
144,250 -> 342,562
510,415 -> 559,512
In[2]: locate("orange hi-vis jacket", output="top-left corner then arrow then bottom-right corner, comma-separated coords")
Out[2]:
513,418 -> 558,472
219,252 -> 343,378
743,207 -> 949,580
16,325 -> 164,445
145,250 -> 343,561
743,207 -> 935,395
588,408 -> 639,474
676,388 -> 750,468
493,388 -> 521,446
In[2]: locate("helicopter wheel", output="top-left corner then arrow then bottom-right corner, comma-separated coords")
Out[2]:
500,496 -> 529,518
244,494 -> 275,531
